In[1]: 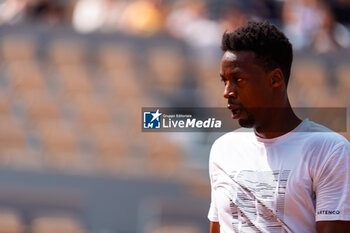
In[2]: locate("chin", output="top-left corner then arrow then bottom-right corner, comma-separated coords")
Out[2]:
238,116 -> 255,128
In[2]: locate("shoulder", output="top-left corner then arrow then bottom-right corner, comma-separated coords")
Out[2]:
300,120 -> 349,168
301,120 -> 349,150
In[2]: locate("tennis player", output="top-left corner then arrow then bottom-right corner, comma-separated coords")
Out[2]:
208,21 -> 350,233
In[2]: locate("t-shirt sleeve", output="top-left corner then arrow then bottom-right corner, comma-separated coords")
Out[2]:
208,142 -> 219,222
315,142 -> 350,221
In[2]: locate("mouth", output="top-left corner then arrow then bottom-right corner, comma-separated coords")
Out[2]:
231,108 -> 241,119
227,104 -> 242,119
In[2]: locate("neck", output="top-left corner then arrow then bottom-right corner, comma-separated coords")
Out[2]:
254,103 -> 302,139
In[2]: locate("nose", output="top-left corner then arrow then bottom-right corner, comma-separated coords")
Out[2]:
223,81 -> 237,99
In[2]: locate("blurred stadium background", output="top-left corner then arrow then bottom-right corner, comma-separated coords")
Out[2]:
0,0 -> 349,232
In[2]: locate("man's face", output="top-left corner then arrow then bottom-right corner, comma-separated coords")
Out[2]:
220,50 -> 273,128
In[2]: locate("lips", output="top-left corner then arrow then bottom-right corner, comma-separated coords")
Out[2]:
227,104 -> 242,119
231,108 -> 241,119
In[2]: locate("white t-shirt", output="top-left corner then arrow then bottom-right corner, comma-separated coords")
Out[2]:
208,119 -> 350,233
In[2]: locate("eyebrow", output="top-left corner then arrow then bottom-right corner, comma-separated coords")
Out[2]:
219,71 -> 244,78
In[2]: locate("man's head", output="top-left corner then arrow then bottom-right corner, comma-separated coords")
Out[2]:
220,21 -> 293,128
221,21 -> 293,86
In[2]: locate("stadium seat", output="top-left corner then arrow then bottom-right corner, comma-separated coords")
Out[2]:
75,97 -> 110,131
110,99 -> 143,138
38,121 -> 81,168
109,69 -> 143,102
49,40 -> 86,67
25,97 -> 60,126
146,135 -> 182,176
335,64 -> 350,105
185,174 -> 211,198
194,59 -> 226,107
31,216 -> 85,233
0,117 -> 26,164
57,66 -> 93,101
92,127 -> 127,172
147,47 -> 185,92
98,45 -> 134,73
8,62 -> 45,94
0,209 -> 24,233
0,36 -> 36,63
289,60 -> 336,107
98,45 -> 143,102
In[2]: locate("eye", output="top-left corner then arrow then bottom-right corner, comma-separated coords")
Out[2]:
235,77 -> 243,83
221,77 -> 228,84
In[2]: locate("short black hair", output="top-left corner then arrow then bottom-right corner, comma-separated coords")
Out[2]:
221,21 -> 293,85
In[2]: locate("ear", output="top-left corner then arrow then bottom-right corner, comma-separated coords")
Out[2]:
269,68 -> 284,88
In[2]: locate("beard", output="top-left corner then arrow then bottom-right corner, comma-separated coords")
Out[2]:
238,109 -> 255,128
